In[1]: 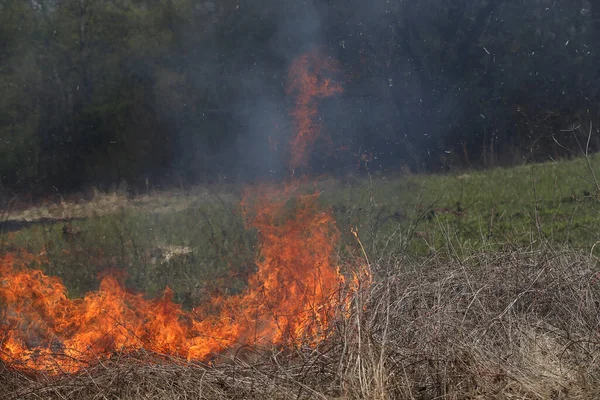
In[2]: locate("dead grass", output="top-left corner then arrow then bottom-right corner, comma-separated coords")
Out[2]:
3,246 -> 600,399
340,248 -> 600,399
4,186 -> 240,223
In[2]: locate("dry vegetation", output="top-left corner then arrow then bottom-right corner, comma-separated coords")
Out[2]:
3,188 -> 230,223
3,245 -> 600,399
3,153 -> 600,398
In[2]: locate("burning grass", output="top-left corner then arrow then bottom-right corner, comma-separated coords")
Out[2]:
3,246 -> 600,399
0,185 -> 354,375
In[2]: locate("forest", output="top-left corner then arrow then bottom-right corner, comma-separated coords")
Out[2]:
1,0 -> 599,193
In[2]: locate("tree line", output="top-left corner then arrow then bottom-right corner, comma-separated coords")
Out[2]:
1,0 -> 599,193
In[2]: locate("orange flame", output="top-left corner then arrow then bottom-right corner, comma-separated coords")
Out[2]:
0,191 -> 345,374
287,48 -> 343,170
0,49 -> 358,375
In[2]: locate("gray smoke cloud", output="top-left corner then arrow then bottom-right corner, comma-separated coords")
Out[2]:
182,0 -> 600,182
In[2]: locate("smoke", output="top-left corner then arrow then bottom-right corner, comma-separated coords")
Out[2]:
233,71 -> 289,182
227,0 -> 400,180
228,0 -> 328,181
169,0 -> 600,184
169,0 -> 422,182
229,0 -> 447,177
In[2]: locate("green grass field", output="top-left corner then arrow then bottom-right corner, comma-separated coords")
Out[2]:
2,154 -> 600,300
328,154 -> 600,257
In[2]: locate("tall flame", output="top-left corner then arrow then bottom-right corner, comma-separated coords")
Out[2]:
287,48 -> 343,170
0,49 -> 352,374
0,189 -> 345,374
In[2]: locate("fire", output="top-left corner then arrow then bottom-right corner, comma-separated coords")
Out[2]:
287,48 -> 343,170
0,189 -> 345,374
0,253 -> 190,373
0,48 -> 355,375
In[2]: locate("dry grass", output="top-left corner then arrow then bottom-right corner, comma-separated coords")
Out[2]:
4,187 -> 240,223
339,248 -> 600,399
3,246 -> 600,399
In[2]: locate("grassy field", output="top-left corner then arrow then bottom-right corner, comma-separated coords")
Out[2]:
3,155 -> 600,399
2,154 -> 600,299
330,154 -> 600,257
